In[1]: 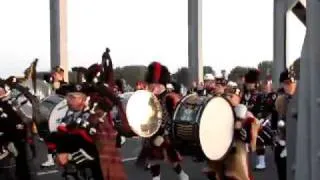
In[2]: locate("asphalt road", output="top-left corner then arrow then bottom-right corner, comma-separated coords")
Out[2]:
0,138 -> 277,180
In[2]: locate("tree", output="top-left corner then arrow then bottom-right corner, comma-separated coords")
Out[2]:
257,60 -> 273,81
173,67 -> 190,86
228,66 -> 250,82
290,58 -> 300,80
203,66 -> 215,76
113,65 -> 147,87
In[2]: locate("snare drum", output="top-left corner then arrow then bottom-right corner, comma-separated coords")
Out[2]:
38,95 -> 68,138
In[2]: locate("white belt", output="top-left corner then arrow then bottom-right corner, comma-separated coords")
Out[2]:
278,140 -> 286,146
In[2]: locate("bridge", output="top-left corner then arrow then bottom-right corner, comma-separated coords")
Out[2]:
48,0 -> 319,179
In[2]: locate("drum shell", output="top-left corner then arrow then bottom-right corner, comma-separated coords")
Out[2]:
171,94 -> 211,158
172,94 -> 211,141
37,95 -> 67,138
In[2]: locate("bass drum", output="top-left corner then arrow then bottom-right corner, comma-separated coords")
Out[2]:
38,95 -> 68,138
172,94 -> 236,161
199,96 -> 235,161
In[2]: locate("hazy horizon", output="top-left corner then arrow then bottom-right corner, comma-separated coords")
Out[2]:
0,0 -> 306,78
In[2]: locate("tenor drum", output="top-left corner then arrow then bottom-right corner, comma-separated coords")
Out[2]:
112,92 -> 136,137
7,83 -> 40,124
125,90 -> 162,138
38,95 -> 68,137
9,88 -> 33,120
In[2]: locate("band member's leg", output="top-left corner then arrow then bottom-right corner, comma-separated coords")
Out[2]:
150,164 -> 161,180
172,162 -> 189,180
167,146 -> 189,180
255,143 -> 266,170
41,134 -> 56,168
274,145 -> 286,180
14,140 -> 31,180
0,156 -> 16,180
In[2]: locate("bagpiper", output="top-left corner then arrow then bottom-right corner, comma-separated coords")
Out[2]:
241,69 -> 267,170
48,72 -> 128,179
136,61 -> 189,180
273,69 -> 297,180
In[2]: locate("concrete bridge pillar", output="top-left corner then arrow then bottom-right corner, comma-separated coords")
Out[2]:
50,0 -> 68,81
273,0 -> 287,89
188,0 -> 203,86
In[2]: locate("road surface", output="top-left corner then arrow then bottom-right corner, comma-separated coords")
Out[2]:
0,138 -> 277,180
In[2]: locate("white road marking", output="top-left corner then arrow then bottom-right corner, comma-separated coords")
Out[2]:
122,157 -> 137,162
37,170 -> 60,176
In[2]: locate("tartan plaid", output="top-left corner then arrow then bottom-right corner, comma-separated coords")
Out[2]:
94,114 -> 127,180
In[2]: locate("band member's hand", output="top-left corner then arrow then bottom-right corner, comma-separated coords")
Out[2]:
234,121 -> 242,129
56,153 -> 69,166
162,149 -> 170,163
7,142 -> 18,157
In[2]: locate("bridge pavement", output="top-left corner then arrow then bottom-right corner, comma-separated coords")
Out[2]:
0,138 -> 277,180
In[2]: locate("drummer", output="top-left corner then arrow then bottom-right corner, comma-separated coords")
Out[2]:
213,76 -> 227,96
203,73 -> 215,95
135,80 -> 147,90
136,61 -> 189,180
49,66 -> 67,91
204,82 -> 260,180
0,78 -> 33,180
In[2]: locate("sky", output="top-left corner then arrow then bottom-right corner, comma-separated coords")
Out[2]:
0,0 -> 306,78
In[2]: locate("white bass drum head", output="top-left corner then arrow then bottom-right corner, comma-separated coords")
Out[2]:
199,96 -> 235,160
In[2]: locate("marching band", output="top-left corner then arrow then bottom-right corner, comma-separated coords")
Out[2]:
0,49 -> 294,180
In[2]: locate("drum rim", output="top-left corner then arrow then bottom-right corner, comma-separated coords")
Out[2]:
39,94 -> 68,133
198,95 -> 236,161
126,90 -> 162,138
8,83 -> 41,124
114,92 -> 137,137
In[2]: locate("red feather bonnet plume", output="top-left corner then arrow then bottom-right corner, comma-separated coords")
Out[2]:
145,61 -> 171,85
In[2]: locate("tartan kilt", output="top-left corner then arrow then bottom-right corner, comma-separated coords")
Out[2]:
138,138 -> 182,164
96,137 -> 127,180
